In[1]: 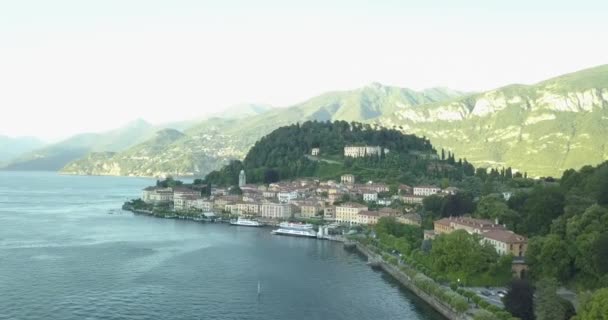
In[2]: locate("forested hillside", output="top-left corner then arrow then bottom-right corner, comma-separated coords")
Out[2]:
204,120 -> 476,186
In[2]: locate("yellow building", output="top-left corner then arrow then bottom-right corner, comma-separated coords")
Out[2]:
335,202 -> 368,224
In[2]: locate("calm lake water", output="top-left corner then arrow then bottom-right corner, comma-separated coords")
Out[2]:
0,171 -> 444,320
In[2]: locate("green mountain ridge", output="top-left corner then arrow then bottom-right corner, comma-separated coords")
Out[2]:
61,85 -> 462,177
61,64 -> 608,178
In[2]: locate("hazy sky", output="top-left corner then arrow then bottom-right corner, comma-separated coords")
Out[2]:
1,0 -> 607,141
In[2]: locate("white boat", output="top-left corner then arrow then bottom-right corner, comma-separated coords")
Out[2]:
272,222 -> 317,238
230,217 -> 263,227
278,222 -> 314,230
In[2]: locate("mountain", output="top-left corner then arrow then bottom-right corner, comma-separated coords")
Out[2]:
210,103 -> 274,119
61,64 -> 608,178
0,136 -> 45,164
379,64 -> 608,177
1,119 -> 187,171
60,86 -> 462,177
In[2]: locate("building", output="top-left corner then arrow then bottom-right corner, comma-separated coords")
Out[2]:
238,170 -> 246,188
377,198 -> 392,206
142,187 -> 174,204
234,202 -> 260,215
434,217 -> 505,235
399,184 -> 413,195
397,213 -> 422,226
443,187 -> 460,195
433,216 -> 528,256
378,208 -> 399,217
260,203 -> 292,219
298,202 -> 322,218
402,195 -> 424,204
323,206 -> 335,219
277,190 -> 298,203
193,199 -> 213,212
344,145 -> 382,158
341,174 -> 355,184
263,191 -> 277,198
327,194 -> 340,205
357,211 -> 383,225
174,194 -> 201,211
174,188 -> 200,198
364,183 -> 390,193
424,230 -> 436,240
311,148 -> 320,156
413,185 -> 441,197
481,229 -> 528,257
363,192 -> 378,202
213,196 -> 240,211
335,202 -> 368,224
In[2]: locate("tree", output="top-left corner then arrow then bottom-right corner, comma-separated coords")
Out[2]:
475,194 -> 519,228
503,279 -> 535,320
522,186 -> 565,236
440,192 -> 474,218
526,235 -> 572,282
535,278 -> 569,320
423,194 -> 444,217
430,230 -> 499,283
576,288 -> 608,320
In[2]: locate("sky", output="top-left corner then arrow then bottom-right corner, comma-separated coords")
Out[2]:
0,0 -> 607,141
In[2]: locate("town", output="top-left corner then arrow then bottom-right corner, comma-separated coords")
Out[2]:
135,167 -> 528,267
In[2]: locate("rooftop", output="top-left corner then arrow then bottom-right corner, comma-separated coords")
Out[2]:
337,202 -> 368,208
482,229 -> 527,244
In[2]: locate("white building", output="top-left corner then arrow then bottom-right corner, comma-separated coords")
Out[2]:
277,190 -> 298,203
363,192 -> 378,202
344,145 -> 382,158
311,148 -> 320,156
260,203 -> 292,219
142,187 -> 174,204
413,185 -> 441,197
341,174 -> 355,184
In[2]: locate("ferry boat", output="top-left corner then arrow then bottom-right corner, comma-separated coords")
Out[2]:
229,217 -> 263,227
271,222 -> 317,238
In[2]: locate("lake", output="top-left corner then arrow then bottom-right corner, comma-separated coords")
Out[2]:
0,171 -> 444,320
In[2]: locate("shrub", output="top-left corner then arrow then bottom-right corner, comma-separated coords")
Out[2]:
473,310 -> 496,320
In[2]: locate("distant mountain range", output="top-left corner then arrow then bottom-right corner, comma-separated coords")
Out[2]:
379,64 -> 608,176
0,104 -> 273,172
5,65 -> 608,177
0,119 -> 191,171
59,86 -> 464,177
0,136 -> 45,164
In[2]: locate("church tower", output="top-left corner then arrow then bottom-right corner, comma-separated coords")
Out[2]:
238,170 -> 246,187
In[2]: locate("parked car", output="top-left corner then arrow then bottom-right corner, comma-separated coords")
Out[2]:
481,290 -> 492,296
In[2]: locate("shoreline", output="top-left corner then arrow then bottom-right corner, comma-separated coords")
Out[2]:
347,242 -> 470,320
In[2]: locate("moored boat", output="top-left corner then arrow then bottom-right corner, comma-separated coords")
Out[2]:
230,217 -> 263,227
271,222 -> 317,238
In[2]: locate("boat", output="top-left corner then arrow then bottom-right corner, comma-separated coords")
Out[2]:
278,222 -> 314,229
230,217 -> 263,227
271,222 -> 317,238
